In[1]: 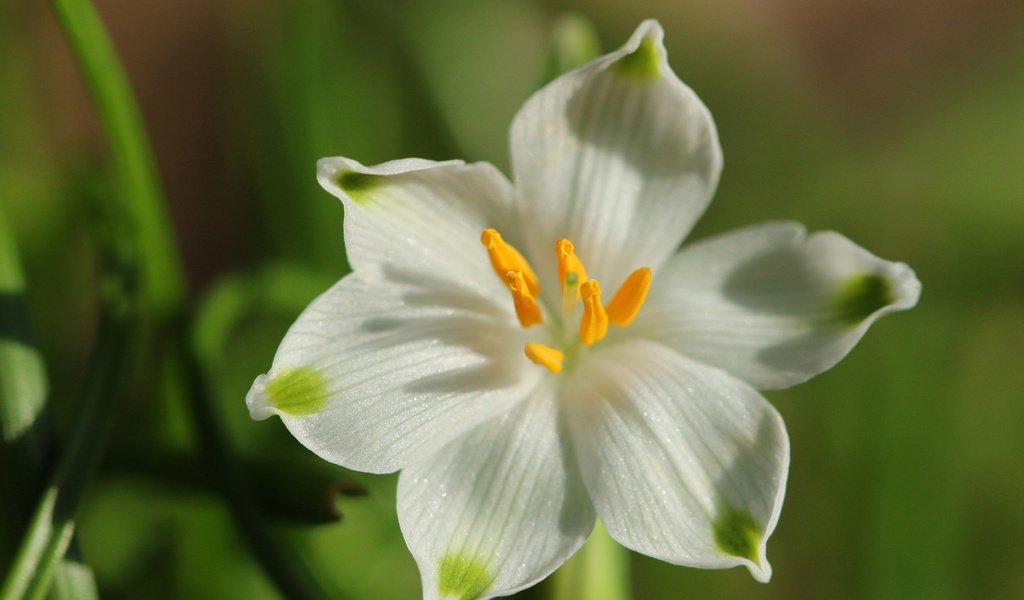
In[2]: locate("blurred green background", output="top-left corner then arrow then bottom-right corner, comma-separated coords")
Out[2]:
2,0 -> 1023,598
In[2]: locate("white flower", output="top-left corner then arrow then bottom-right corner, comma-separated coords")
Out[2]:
247,20 -> 920,600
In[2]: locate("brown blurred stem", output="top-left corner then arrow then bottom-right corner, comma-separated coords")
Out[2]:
47,0 -> 184,316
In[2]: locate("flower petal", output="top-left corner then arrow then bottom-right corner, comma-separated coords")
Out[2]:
509,19 -> 721,299
398,382 -> 594,600
630,222 -> 922,390
317,156 -> 517,302
246,269 -> 542,474
564,340 -> 788,582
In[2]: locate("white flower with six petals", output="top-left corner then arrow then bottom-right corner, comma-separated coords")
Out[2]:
247,20 -> 920,600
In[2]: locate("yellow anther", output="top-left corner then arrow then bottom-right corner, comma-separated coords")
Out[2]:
506,271 -> 543,328
555,239 -> 589,288
524,342 -> 564,373
606,267 -> 652,326
579,280 -> 608,346
482,229 -> 539,295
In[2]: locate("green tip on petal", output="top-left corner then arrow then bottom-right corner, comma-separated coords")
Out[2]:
613,36 -> 660,80
265,367 -> 328,416
438,552 -> 494,600
336,170 -> 382,202
712,507 -> 761,562
834,272 -> 893,325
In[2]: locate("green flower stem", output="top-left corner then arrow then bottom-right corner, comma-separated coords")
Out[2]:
176,326 -> 329,600
552,520 -> 631,600
0,256 -> 140,600
48,0 -> 184,316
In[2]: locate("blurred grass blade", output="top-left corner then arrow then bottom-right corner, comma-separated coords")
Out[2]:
397,0 -> 549,166
233,0 -> 404,271
26,0 -> 333,582
1,190 -> 99,600
46,559 -> 98,600
48,0 -> 184,315
541,13 -> 601,84
865,310 -> 960,600
0,242 -> 140,600
0,192 -> 50,487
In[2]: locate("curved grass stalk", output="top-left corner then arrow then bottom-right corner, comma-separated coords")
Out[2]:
31,3 -> 332,598
48,0 -> 184,316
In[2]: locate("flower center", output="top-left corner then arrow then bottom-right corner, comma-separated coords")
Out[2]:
480,228 -> 651,374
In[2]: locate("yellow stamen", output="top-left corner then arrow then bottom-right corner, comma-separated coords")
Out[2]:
524,342 -> 563,373
482,229 -> 539,295
506,271 -> 542,328
579,280 -> 608,346
561,272 -> 580,316
606,267 -> 652,326
555,239 -> 589,288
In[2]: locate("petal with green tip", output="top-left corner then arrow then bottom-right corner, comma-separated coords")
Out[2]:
612,34 -> 661,80
399,383 -> 594,600
834,272 -> 895,325
713,507 -> 762,562
333,170 -> 384,202
263,367 -> 328,416
632,222 -> 921,390
246,269 -> 543,474
437,553 -> 494,600
317,157 -> 517,304
564,340 -> 787,582
510,19 -> 721,308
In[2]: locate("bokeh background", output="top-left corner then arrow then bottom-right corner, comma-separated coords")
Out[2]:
2,0 -> 1023,598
